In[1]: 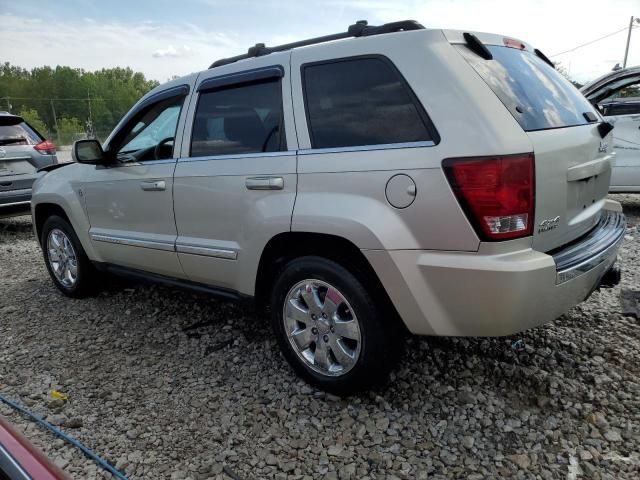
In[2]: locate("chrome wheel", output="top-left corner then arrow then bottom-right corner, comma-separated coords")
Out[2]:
283,279 -> 362,377
47,228 -> 78,288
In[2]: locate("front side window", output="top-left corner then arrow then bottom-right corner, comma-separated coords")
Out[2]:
597,77 -> 640,116
191,79 -> 285,157
302,57 -> 434,149
116,96 -> 184,161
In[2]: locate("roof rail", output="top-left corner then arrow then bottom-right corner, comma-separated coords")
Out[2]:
209,20 -> 425,69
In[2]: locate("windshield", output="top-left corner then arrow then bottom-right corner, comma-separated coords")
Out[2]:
456,44 -> 598,131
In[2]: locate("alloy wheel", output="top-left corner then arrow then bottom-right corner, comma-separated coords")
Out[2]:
47,228 -> 78,288
283,279 -> 362,377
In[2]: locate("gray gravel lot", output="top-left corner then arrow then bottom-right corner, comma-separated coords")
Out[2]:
1,195 -> 640,479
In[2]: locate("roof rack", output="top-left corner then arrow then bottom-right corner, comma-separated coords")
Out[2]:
209,20 -> 425,69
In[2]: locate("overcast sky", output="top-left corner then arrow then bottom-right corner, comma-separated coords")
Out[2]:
0,0 -> 638,84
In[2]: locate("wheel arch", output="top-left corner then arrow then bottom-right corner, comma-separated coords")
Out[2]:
33,203 -> 72,244
255,231 -> 406,332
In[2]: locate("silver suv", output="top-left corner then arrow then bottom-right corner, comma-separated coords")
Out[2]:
31,21 -> 625,394
1,112 -> 57,217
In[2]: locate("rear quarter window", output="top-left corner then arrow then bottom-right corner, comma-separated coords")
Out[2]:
302,56 -> 437,149
456,44 -> 598,131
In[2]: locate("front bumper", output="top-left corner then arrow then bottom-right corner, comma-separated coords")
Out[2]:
365,208 -> 626,337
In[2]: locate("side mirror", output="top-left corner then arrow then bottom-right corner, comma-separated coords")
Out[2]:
72,139 -> 106,164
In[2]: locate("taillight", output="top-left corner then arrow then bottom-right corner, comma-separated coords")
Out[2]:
34,140 -> 56,155
443,153 -> 535,241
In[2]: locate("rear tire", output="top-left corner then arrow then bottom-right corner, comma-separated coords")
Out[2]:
41,215 -> 100,298
270,256 -> 402,395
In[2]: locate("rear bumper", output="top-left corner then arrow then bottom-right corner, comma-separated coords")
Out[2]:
0,189 -> 32,217
552,209 -> 625,284
365,207 -> 626,336
0,173 -> 39,217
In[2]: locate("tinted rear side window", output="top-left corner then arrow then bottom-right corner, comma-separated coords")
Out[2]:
456,44 -> 598,131
302,57 -> 434,149
191,79 -> 285,157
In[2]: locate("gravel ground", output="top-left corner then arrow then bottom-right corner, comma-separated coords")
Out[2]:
1,196 -> 639,480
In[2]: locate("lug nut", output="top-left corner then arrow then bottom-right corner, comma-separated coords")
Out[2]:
330,326 -> 335,333
311,314 -> 317,320
311,327 -> 318,335
323,335 -> 329,343
322,313 -> 327,318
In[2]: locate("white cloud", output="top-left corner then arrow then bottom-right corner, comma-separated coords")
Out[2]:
152,45 -> 193,58
0,0 -> 638,85
0,14 -> 241,81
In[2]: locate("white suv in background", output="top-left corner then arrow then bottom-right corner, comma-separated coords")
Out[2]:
31,20 -> 625,394
581,66 -> 640,192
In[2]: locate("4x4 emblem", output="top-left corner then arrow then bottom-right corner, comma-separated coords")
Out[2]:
598,141 -> 608,153
538,216 -> 560,233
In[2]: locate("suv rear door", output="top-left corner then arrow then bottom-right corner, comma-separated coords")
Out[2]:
448,31 -> 614,252
173,53 -> 298,294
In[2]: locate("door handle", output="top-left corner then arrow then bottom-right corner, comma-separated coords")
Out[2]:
140,180 -> 166,191
245,176 -> 284,190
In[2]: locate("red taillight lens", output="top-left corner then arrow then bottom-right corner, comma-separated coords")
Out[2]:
443,153 -> 535,241
34,140 -> 56,155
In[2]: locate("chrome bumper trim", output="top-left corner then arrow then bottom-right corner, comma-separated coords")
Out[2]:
0,200 -> 31,208
553,210 -> 626,284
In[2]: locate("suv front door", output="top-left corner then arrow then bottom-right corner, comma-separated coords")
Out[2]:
82,85 -> 191,277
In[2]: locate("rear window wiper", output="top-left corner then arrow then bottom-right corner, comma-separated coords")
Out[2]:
463,32 -> 493,60
598,122 -> 614,138
581,111 -> 614,138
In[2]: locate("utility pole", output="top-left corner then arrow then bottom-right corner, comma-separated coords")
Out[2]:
50,100 -> 59,140
86,90 -> 94,139
623,15 -> 638,69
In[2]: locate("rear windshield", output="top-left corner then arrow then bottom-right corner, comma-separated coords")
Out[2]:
456,44 -> 598,131
0,121 -> 43,146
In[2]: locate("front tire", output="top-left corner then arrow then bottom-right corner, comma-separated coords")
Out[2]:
270,256 -> 402,395
41,215 -> 100,298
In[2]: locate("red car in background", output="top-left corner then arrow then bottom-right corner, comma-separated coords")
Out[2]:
0,417 -> 68,480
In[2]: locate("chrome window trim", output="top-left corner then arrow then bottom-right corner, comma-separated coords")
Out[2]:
297,140 -> 436,155
176,243 -> 238,260
90,233 -> 175,252
178,151 -> 296,163
178,141 -> 436,162
100,158 -> 177,169
0,442 -> 31,480
139,159 -> 177,165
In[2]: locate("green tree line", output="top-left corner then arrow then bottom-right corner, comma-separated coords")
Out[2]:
0,62 -> 159,144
